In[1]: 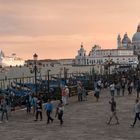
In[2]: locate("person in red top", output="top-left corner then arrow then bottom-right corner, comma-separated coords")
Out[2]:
61,86 -> 67,105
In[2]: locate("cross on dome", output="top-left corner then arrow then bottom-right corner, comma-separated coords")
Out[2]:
81,42 -> 83,48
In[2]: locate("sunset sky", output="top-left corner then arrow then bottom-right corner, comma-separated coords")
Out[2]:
0,0 -> 140,60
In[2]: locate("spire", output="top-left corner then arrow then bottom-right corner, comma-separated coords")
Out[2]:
117,34 -> 121,48
117,34 -> 121,40
137,23 -> 140,32
0,50 -> 5,58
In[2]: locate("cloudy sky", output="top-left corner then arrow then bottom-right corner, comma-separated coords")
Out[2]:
0,0 -> 140,60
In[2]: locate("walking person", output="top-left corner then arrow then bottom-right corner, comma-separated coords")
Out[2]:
97,79 -> 102,91
0,97 -> 8,123
107,98 -> 119,125
44,99 -> 54,124
82,86 -> 87,101
115,81 -> 121,96
109,82 -> 115,97
127,80 -> 133,95
121,79 -> 126,96
77,83 -> 82,102
31,95 -> 37,116
26,94 -> 31,115
136,78 -> 140,98
55,100 -> 64,125
5,95 -> 12,116
130,99 -> 140,127
94,86 -> 100,102
34,97 -> 43,121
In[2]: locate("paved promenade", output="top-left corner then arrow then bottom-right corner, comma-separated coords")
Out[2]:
0,90 -> 140,140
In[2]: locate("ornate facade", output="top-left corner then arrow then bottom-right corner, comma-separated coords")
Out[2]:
75,44 -> 138,66
75,24 -> 140,66
118,24 -> 140,56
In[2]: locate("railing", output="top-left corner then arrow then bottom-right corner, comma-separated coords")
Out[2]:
0,72 -> 88,90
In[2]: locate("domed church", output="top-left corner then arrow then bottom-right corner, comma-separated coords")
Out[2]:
75,43 -> 138,66
75,24 -> 140,66
117,24 -> 140,57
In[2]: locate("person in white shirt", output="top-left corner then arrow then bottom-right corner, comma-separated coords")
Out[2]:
65,85 -> 69,105
130,99 -> 140,127
97,80 -> 102,90
109,82 -> 115,97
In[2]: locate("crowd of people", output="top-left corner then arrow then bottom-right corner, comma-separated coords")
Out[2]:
93,74 -> 140,127
1,73 -> 140,128
25,93 -> 65,125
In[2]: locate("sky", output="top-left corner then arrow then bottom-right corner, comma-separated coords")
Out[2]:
0,0 -> 140,60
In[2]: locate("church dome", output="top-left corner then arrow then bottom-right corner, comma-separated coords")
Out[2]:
132,24 -> 140,42
122,33 -> 131,44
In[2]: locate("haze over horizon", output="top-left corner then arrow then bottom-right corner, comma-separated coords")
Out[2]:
0,0 -> 140,60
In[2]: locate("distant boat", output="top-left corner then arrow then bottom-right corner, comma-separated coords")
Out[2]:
0,50 -> 25,67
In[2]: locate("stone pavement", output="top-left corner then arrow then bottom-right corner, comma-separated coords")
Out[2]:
0,89 -> 140,140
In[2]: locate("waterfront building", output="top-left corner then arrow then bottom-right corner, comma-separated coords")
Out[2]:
25,59 -> 75,67
75,24 -> 140,66
75,44 -> 138,66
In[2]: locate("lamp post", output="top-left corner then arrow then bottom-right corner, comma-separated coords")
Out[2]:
47,69 -> 51,95
4,69 -> 8,89
107,55 -> 114,79
137,67 -> 140,99
59,68 -> 63,78
64,67 -> 69,84
29,53 -> 42,95
104,55 -> 113,81
64,67 -> 69,79
108,55 -> 111,77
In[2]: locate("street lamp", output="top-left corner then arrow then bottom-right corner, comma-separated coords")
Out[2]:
104,55 -> 113,81
107,55 -> 111,76
59,68 -> 63,78
29,53 -> 42,95
63,67 -> 69,86
47,69 -> 51,95
64,67 -> 69,83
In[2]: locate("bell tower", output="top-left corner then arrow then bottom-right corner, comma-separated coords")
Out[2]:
117,34 -> 122,48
